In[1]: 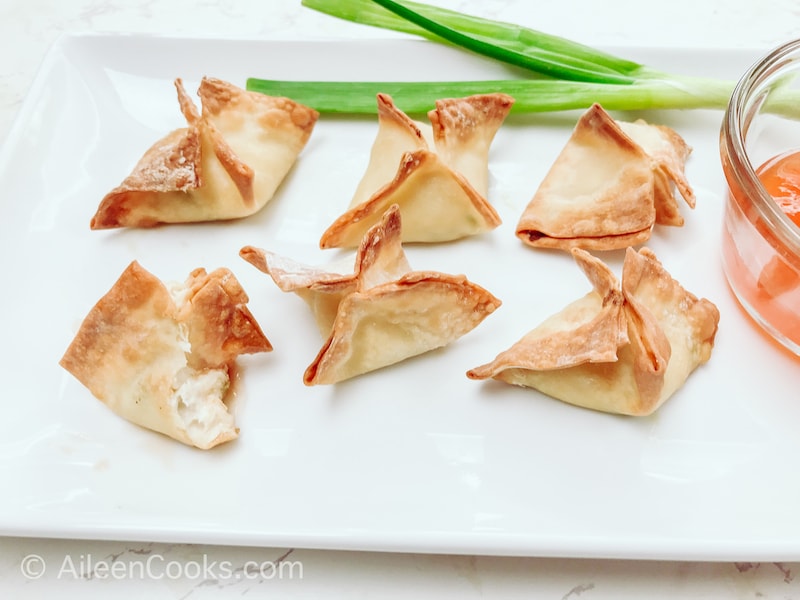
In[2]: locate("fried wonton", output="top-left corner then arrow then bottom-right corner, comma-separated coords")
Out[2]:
241,204 -> 501,385
319,93 -> 513,248
467,247 -> 719,416
90,77 -> 318,229
59,261 -> 272,449
516,103 -> 694,251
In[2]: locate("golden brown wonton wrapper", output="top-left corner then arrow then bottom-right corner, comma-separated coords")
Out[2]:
241,204 -> 501,385
60,262 -> 272,449
467,247 -> 719,416
516,103 -> 694,251
90,77 -> 318,229
319,93 -> 513,248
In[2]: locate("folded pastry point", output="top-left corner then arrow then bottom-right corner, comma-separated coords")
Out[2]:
240,206 -> 411,337
319,92 -> 512,248
347,92 -> 430,211
243,204 -> 502,385
59,261 -> 272,449
617,119 -> 695,226
90,76 -> 319,229
428,93 -> 516,196
467,247 -> 719,416
174,266 -> 274,369
320,148 -> 502,248
516,103 -> 694,251
620,247 -> 718,403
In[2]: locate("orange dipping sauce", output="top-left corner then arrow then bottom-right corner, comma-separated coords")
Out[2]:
721,150 -> 800,353
757,151 -> 800,229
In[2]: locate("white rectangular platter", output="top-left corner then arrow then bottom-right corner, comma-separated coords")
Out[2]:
0,33 -> 797,561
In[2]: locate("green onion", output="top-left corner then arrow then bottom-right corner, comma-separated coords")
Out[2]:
245,77 -> 735,115
245,0 -> 792,116
300,0 -> 647,83
353,0 -> 644,84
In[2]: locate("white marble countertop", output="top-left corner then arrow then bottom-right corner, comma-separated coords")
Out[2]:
3,0 -> 800,597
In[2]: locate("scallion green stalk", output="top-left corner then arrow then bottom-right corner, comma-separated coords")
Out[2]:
301,0 -> 647,83
245,77 -> 735,115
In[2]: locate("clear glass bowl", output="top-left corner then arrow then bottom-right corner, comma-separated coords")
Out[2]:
720,39 -> 800,357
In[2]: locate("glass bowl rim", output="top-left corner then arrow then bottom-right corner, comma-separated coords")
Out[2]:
721,37 -> 800,256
